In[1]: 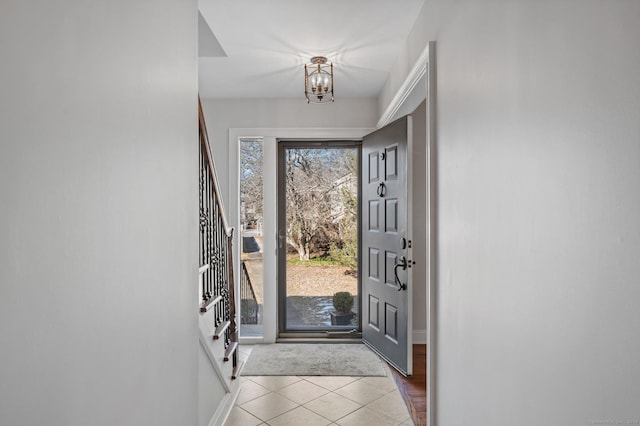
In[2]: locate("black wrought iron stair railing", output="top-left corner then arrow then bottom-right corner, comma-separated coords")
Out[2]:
198,98 -> 238,376
240,261 -> 259,325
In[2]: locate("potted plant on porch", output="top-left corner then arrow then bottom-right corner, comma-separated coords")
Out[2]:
330,291 -> 355,326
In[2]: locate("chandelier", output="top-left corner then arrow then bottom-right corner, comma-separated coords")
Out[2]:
304,56 -> 334,104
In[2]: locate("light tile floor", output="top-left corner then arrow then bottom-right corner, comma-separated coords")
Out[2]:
225,345 -> 412,426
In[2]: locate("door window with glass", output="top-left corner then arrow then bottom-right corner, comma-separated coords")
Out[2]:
239,138 -> 264,337
277,142 -> 361,333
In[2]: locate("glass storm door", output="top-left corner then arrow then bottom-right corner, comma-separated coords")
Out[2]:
277,142 -> 361,334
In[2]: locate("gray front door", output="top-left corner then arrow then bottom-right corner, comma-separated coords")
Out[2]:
362,116 -> 412,375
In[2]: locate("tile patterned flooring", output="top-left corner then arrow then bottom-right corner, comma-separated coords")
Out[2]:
225,346 -> 412,426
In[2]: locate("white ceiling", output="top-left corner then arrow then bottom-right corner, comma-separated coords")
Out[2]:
198,0 -> 425,100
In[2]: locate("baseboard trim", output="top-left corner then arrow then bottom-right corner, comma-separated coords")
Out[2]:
413,329 -> 427,344
209,381 -> 240,426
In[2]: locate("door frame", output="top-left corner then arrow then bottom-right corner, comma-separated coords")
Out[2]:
377,41 -> 436,425
426,42 -> 437,426
228,128 -> 374,344
276,140 -> 362,336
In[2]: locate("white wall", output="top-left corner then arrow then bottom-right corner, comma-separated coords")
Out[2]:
198,340 -> 228,426
378,1 -> 431,120
385,1 -> 640,425
0,1 -> 199,425
201,97 -> 378,204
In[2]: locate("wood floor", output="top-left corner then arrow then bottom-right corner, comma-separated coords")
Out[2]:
389,345 -> 427,425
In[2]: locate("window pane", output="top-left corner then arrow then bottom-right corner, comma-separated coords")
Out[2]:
240,139 -> 263,337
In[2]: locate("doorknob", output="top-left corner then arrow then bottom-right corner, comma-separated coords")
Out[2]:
393,256 -> 407,291
376,182 -> 386,197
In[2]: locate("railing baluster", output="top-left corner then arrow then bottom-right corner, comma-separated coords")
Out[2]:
205,156 -> 210,301
211,193 -> 216,321
210,162 -> 215,302
198,98 -> 238,371
215,198 -> 220,327
199,148 -> 206,305
240,261 -> 259,325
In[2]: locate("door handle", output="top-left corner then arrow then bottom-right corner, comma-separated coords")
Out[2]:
377,182 -> 386,197
394,256 -> 407,291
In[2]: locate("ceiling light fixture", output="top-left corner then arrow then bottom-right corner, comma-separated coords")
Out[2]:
304,56 -> 334,104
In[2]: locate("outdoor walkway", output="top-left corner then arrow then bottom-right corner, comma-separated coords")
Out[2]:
286,296 -> 360,328
240,229 -> 361,331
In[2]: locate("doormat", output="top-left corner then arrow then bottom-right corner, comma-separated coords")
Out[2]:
242,343 -> 387,376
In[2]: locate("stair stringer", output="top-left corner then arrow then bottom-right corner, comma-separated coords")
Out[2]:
199,308 -> 240,426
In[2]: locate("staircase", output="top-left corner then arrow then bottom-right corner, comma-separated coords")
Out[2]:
198,99 -> 242,425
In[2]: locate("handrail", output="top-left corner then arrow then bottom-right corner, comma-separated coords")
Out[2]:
198,97 -> 238,374
198,98 -> 232,237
